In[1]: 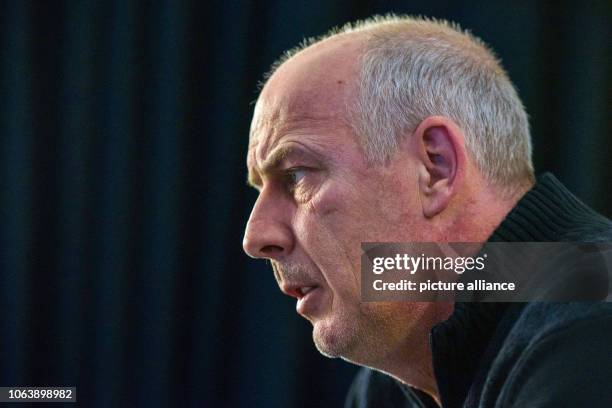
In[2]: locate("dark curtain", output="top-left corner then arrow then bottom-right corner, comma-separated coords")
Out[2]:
0,1 -> 609,407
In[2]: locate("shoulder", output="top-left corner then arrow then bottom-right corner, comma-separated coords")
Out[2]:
495,303 -> 612,407
510,302 -> 612,341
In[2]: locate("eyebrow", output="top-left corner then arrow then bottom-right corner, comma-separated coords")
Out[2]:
246,145 -> 312,189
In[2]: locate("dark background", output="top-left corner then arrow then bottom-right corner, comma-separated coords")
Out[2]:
0,1 -> 609,407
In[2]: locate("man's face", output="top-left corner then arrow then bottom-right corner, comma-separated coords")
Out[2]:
243,38 -> 436,364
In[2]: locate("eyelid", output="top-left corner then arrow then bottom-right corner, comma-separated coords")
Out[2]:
284,167 -> 309,184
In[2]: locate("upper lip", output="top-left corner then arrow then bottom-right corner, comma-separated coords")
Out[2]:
281,282 -> 319,299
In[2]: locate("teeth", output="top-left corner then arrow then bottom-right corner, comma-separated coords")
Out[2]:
300,286 -> 314,296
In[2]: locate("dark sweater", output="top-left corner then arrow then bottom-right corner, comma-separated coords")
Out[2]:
345,173 -> 612,408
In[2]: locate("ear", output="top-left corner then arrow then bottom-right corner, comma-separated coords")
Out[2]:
413,116 -> 467,218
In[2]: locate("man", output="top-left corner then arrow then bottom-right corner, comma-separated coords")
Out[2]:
242,15 -> 612,407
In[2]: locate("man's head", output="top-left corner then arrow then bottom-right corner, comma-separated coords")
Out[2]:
243,15 -> 533,370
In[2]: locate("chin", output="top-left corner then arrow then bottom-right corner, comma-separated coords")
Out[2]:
311,317 -> 356,358
311,311 -> 369,360
311,302 -> 423,366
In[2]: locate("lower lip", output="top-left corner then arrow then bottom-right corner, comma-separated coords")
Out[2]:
296,287 -> 323,316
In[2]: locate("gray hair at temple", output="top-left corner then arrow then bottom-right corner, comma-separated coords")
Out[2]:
264,15 -> 535,189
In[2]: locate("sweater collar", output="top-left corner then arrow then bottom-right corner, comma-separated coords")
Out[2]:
429,173 -> 585,407
489,172 -> 602,242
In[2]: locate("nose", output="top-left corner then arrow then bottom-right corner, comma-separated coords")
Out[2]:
243,191 -> 293,260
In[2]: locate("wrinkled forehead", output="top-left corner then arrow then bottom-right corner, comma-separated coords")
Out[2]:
249,89 -> 345,149
246,97 -> 348,175
248,36 -> 364,167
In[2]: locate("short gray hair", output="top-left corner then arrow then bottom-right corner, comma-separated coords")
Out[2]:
266,15 -> 535,187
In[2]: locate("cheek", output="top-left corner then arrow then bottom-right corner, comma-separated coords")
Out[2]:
298,178 -> 396,259
294,186 -> 363,293
299,182 -> 364,246
353,171 -> 424,241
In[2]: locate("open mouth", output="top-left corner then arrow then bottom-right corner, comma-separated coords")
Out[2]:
297,285 -> 317,297
295,285 -> 323,317
281,282 -> 318,299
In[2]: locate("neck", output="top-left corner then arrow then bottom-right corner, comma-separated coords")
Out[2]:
383,179 -> 533,404
374,302 -> 454,405
450,180 -> 533,242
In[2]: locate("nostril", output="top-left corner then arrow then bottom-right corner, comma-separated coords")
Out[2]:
260,245 -> 284,255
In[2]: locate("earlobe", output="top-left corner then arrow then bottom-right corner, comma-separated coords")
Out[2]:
414,116 -> 466,218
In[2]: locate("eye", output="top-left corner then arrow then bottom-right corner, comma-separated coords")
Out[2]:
284,167 -> 307,188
